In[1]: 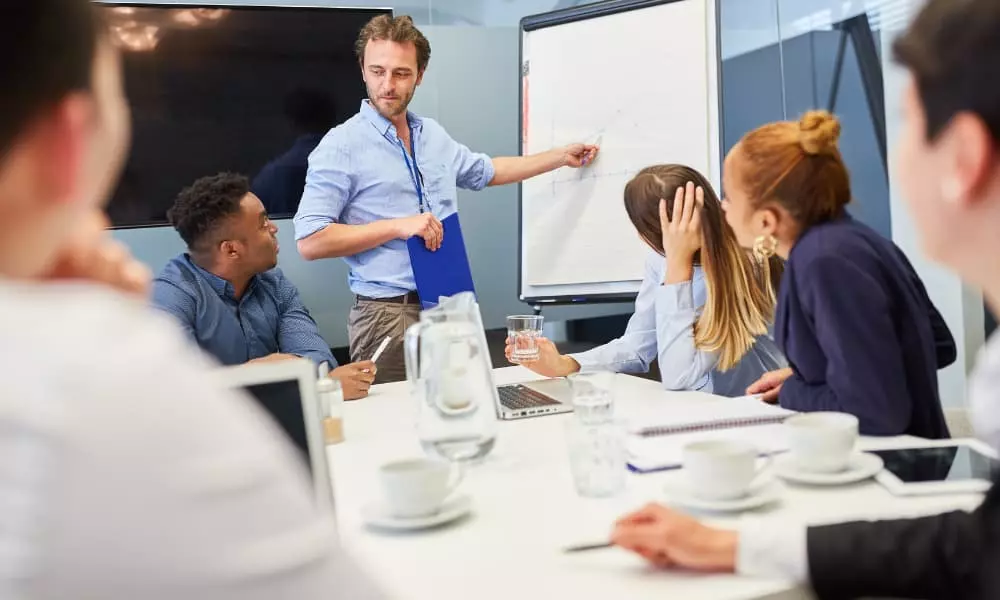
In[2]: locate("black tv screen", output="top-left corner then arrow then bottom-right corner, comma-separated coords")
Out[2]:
97,4 -> 391,228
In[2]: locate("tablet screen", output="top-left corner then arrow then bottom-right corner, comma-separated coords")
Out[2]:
871,445 -> 998,484
241,380 -> 311,475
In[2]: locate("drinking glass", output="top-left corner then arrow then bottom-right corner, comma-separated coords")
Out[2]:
568,371 -> 616,424
565,419 -> 626,498
507,315 -> 544,362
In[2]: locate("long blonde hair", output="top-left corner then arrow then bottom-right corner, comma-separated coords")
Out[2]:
623,165 -> 781,370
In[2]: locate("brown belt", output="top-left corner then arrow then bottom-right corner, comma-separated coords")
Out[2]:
356,291 -> 421,305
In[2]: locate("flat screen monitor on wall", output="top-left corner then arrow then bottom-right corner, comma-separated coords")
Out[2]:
96,4 -> 391,228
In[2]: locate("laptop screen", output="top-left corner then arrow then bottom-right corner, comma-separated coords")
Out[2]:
240,379 -> 311,475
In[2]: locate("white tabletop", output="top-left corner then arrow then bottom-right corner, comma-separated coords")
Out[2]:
328,368 -> 984,600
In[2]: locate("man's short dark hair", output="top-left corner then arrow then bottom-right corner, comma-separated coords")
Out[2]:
893,0 -> 1000,142
0,0 -> 102,160
167,173 -> 250,251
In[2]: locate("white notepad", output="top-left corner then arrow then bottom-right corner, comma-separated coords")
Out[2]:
624,396 -> 795,473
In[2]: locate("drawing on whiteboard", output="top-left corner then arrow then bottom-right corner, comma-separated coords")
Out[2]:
535,112 -> 661,191
550,168 -> 632,185
582,109 -> 626,144
522,103 -> 673,286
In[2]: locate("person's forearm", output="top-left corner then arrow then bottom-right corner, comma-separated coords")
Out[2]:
655,282 -> 713,391
736,518 -> 809,582
664,256 -> 695,285
571,338 -> 649,374
489,149 -> 565,186
287,347 -> 336,368
246,353 -> 298,364
297,221 -> 400,261
560,355 -> 582,375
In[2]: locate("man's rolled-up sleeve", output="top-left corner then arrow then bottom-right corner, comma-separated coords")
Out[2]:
448,134 -> 494,191
293,138 -> 353,241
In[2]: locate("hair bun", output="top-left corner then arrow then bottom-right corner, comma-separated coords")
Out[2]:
798,110 -> 841,156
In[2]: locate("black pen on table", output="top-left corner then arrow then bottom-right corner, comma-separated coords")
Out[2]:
563,541 -> 613,553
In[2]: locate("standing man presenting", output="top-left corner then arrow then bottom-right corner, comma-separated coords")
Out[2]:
293,14 -> 598,383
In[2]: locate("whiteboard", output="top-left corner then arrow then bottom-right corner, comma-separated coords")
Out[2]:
518,0 -> 721,303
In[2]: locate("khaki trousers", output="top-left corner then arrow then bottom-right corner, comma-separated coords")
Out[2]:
348,297 -> 421,384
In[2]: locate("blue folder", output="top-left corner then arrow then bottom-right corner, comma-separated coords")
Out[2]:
406,212 -> 476,310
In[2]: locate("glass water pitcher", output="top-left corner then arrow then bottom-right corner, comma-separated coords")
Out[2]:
404,293 -> 499,463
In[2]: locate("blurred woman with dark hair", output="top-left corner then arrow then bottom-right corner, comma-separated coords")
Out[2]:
508,164 -> 785,397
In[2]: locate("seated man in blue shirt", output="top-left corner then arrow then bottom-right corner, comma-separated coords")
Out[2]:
152,172 -> 375,399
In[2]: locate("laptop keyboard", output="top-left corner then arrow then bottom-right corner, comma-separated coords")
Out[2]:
497,384 -> 562,409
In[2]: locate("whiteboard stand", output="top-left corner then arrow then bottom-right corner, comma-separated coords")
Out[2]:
517,0 -> 722,307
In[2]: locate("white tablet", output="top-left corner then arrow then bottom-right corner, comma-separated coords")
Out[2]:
872,438 -> 999,496
215,360 -> 335,515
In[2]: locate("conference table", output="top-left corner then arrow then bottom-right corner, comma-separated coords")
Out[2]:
327,367 -> 984,600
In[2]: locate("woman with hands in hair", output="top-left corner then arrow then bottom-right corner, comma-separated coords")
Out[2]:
508,165 -> 785,397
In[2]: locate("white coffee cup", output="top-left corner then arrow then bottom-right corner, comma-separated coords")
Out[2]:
682,440 -> 770,501
785,412 -> 859,474
378,458 -> 462,518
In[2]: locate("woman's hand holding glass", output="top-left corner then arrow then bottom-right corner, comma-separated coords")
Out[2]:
504,336 -> 580,377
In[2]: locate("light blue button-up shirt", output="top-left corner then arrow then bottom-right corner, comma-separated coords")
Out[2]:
293,101 -> 496,298
572,251 -> 786,396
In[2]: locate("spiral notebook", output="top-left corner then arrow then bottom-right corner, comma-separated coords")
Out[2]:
624,396 -> 795,473
630,396 -> 794,438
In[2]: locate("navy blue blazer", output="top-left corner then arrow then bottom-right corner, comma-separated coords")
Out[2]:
775,215 -> 955,438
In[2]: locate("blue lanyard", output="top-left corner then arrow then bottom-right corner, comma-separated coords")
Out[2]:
396,130 -> 427,214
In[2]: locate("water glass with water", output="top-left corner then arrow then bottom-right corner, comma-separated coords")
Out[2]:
568,371 -> 616,424
507,315 -> 544,362
565,419 -> 626,498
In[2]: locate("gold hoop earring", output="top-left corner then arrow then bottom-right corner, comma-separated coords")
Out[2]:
753,235 -> 778,261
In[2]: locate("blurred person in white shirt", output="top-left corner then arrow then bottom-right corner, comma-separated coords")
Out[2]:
0,2 -> 382,598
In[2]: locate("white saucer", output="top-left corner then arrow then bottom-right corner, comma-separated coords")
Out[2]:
362,495 -> 472,531
663,479 -> 784,513
774,452 -> 884,486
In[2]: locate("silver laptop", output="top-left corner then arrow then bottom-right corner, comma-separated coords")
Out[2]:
496,378 -> 575,420
215,360 -> 335,515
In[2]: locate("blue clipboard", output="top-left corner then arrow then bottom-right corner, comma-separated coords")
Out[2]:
407,212 -> 476,310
